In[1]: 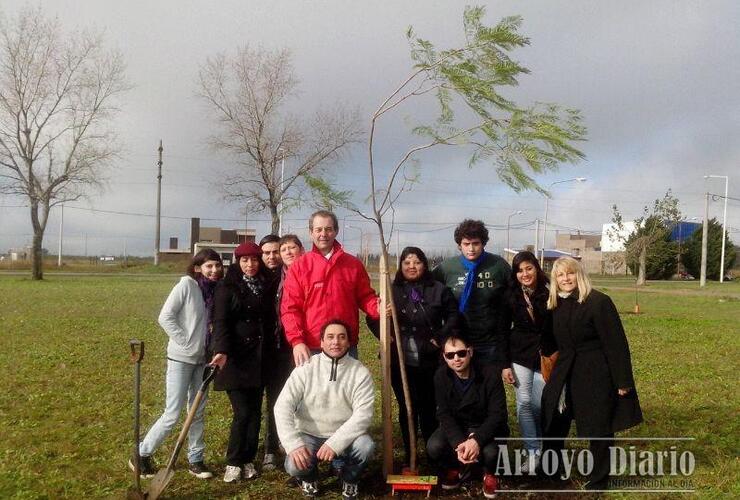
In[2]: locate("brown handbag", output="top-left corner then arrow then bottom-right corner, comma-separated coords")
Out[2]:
540,351 -> 559,383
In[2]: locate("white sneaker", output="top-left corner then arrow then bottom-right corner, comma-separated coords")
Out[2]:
519,450 -> 540,475
223,464 -> 241,483
243,462 -> 258,479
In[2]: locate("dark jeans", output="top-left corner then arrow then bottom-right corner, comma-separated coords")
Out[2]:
472,342 -> 507,372
391,361 -> 438,464
426,427 -> 501,474
543,402 -> 614,489
263,349 -> 293,455
226,388 -> 263,466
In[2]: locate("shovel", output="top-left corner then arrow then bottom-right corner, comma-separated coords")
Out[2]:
146,365 -> 219,500
127,340 -> 147,500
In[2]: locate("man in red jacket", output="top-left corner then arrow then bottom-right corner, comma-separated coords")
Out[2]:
281,210 -> 380,366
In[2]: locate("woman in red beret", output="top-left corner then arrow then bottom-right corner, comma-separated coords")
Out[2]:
210,241 -> 273,483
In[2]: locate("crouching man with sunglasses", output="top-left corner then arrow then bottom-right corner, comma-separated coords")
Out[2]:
428,334 -> 510,498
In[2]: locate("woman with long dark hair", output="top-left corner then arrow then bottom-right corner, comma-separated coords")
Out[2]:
541,257 -> 642,490
501,251 -> 550,474
210,242 -> 272,483
131,249 -> 223,480
369,246 -> 459,466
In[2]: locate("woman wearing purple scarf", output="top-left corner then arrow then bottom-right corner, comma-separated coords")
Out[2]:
130,249 -> 223,480
368,246 -> 460,467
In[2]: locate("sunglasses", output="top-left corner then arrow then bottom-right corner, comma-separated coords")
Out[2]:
443,349 -> 469,360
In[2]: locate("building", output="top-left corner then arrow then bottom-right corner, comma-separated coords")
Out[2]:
157,217 -> 256,265
555,233 -> 602,274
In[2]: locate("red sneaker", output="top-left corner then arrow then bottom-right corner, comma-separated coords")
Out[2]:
483,472 -> 498,498
440,469 -> 460,490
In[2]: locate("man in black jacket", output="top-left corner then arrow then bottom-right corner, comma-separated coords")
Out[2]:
428,334 -> 509,498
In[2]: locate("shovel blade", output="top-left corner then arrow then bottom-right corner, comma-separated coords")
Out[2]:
146,468 -> 174,500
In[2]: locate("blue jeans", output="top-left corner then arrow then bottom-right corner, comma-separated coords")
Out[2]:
139,359 -> 208,463
512,362 -> 545,453
284,433 -> 375,483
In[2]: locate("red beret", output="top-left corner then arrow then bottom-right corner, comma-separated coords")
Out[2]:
234,241 -> 261,259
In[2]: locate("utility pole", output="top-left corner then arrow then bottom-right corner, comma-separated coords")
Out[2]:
123,238 -> 128,267
700,192 -> 709,287
57,204 -> 64,267
154,140 -> 163,266
534,218 -> 540,256
704,175 -> 729,282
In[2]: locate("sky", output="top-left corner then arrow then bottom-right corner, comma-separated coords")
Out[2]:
1,0 -> 738,258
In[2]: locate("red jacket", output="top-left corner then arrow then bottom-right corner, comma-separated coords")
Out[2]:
281,241 -> 379,349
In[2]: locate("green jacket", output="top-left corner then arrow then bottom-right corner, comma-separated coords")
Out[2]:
432,252 -> 511,346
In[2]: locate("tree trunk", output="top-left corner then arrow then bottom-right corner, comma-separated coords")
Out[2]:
636,246 -> 646,286
30,202 -> 45,280
269,203 -> 280,235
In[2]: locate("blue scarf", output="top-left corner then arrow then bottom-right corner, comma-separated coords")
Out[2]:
458,252 -> 487,313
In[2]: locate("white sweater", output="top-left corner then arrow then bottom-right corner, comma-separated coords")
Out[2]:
158,276 -> 208,365
274,352 -> 375,455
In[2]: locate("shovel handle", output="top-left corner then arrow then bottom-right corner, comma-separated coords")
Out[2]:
129,339 -> 145,363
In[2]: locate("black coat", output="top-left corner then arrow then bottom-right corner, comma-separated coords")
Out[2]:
541,289 -> 643,437
434,364 -> 510,448
368,278 -> 460,368
505,284 -> 551,370
211,264 -> 272,391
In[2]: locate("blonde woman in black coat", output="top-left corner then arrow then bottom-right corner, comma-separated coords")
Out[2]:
540,257 -> 642,490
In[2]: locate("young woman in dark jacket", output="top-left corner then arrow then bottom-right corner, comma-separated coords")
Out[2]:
210,242 -> 272,483
368,246 -> 459,466
541,256 -> 642,490
501,251 -> 550,474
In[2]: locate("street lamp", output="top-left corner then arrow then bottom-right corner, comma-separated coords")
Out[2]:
278,148 -> 286,236
541,177 -> 587,262
704,175 -> 729,282
506,210 -> 523,256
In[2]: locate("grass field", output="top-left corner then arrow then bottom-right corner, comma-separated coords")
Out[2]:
0,274 -> 738,499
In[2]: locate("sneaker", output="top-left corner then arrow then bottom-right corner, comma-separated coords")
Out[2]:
300,480 -> 319,497
243,462 -> 258,479
440,468 -> 460,490
519,450 -> 541,475
483,473 -> 498,498
128,454 -> 157,479
223,464 -> 241,483
342,481 -> 359,500
188,461 -> 213,479
262,453 -> 276,471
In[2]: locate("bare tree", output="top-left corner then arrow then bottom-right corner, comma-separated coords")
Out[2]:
348,7 -> 587,474
0,8 -> 129,280
197,46 -> 362,234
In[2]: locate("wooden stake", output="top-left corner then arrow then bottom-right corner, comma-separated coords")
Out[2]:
379,252 -> 394,477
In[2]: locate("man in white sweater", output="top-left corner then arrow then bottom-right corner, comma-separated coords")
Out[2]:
274,320 -> 375,500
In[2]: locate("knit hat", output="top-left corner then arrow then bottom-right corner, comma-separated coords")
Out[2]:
234,241 -> 261,259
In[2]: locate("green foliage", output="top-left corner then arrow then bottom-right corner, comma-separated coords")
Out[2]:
683,218 -> 737,280
611,190 -> 682,284
625,218 -> 678,279
402,6 -> 586,194
303,174 -> 356,212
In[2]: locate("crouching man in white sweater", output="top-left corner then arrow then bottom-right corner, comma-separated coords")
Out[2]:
274,319 -> 375,500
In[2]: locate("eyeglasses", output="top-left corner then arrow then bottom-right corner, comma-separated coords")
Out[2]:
443,349 -> 469,360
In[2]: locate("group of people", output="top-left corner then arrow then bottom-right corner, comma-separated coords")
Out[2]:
130,212 -> 643,498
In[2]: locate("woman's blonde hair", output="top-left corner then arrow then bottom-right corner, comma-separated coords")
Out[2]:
547,256 -> 592,309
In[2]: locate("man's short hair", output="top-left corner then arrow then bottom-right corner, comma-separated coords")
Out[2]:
453,219 -> 489,246
442,332 -> 471,349
259,234 -> 280,247
309,210 -> 339,231
320,319 -> 352,339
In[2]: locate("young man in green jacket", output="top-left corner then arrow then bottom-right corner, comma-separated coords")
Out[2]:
432,219 -> 511,369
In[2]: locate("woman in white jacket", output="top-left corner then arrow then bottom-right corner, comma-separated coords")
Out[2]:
129,249 -> 223,479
